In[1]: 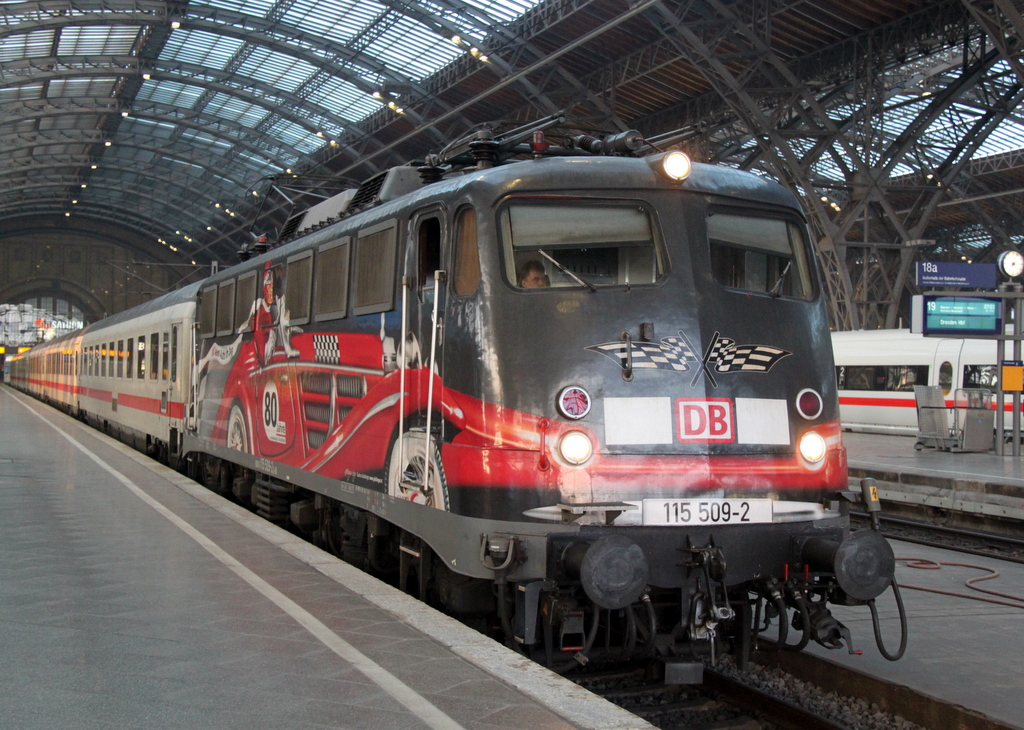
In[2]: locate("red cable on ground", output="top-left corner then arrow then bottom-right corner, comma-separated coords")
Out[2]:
897,557 -> 1024,609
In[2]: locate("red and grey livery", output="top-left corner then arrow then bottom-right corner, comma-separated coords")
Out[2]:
9,122 -> 901,670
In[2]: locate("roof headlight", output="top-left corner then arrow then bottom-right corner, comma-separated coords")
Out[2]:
559,431 -> 593,465
798,431 -> 827,464
660,151 -> 692,181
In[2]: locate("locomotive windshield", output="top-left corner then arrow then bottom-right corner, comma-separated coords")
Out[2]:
500,201 -> 660,289
708,211 -> 814,299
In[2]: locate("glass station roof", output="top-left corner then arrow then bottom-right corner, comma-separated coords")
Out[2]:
0,0 -> 544,260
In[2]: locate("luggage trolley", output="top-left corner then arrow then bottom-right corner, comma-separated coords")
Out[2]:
914,385 -> 994,452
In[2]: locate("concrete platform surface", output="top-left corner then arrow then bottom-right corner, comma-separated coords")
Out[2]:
0,385 -> 650,730
807,537 -> 1024,729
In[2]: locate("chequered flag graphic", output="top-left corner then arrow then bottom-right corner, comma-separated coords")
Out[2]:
312,335 -> 340,365
588,329 -> 790,385
586,334 -> 700,372
712,340 -> 790,373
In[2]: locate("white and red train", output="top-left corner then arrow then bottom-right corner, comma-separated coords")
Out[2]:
831,328 -> 1014,435
7,121 -> 897,669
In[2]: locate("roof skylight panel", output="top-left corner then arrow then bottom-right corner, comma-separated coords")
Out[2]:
280,0 -> 386,44
0,84 -> 44,103
47,78 -> 117,99
204,92 -> 270,129
262,117 -> 321,154
236,48 -> 317,94
137,78 -> 205,108
56,26 -> 139,55
179,128 -> 234,151
0,29 -> 56,62
304,76 -> 379,124
361,16 -> 461,80
464,0 -> 543,24
201,0 -> 277,16
161,29 -> 245,70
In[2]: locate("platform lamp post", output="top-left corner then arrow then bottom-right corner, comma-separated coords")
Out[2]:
997,250 -> 1024,456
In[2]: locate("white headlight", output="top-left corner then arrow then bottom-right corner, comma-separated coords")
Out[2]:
559,431 -> 593,465
798,431 -> 827,463
662,151 -> 692,181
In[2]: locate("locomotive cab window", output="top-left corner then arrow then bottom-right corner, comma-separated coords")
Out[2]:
500,201 -> 660,289
708,211 -> 814,299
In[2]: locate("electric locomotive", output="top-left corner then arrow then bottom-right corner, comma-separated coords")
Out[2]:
9,118 -> 900,669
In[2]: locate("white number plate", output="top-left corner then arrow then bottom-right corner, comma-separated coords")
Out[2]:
643,498 -> 773,526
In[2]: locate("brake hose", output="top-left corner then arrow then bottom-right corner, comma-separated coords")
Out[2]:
867,579 -> 908,661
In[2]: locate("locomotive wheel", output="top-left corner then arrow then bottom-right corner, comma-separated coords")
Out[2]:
386,429 -> 450,511
227,403 -> 249,453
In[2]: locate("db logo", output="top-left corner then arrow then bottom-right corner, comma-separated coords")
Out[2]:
676,398 -> 734,443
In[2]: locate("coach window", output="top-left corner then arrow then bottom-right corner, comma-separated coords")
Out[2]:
216,280 -> 236,337
352,221 -> 398,315
150,333 -> 159,379
235,272 -> 257,333
117,340 -> 124,378
285,251 -> 313,326
162,332 -> 169,380
838,365 -> 929,391
453,208 -> 480,296
200,286 -> 217,338
100,346 -> 106,378
171,325 -> 178,382
939,361 -> 953,395
500,201 -> 660,289
708,210 -> 814,299
136,338 -> 145,378
109,342 -> 115,378
964,364 -> 997,390
314,238 -> 351,321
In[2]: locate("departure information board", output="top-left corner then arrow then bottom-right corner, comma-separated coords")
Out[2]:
919,295 -> 1002,336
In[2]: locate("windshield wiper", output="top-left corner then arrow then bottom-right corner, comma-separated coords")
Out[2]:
538,249 -> 597,292
769,260 -> 793,298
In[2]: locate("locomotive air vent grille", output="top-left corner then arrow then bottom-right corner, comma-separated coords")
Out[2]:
304,402 -> 331,425
308,429 -> 327,450
347,171 -> 387,209
336,374 -> 366,399
301,371 -> 333,395
279,212 -> 305,240
337,405 -> 352,423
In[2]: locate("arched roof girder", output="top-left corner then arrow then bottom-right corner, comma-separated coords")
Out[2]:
2,58 -> 400,176
0,161 -> 246,218
0,100 -> 297,173
0,181 -> 218,239
0,145 -> 252,193
0,211 -> 208,268
2,2 -> 416,91
0,277 -> 108,323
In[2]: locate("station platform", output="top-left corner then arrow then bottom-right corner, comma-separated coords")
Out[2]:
821,431 -> 1024,729
844,430 -> 1024,521
0,385 -> 649,730
802,538 -> 1024,730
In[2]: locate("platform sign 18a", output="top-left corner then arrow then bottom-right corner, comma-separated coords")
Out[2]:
911,295 -> 1003,336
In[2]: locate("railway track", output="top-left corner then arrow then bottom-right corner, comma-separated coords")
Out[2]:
851,511 -> 1024,563
571,659 -> 872,730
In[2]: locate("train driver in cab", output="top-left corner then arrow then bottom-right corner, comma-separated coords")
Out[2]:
518,259 -> 550,288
